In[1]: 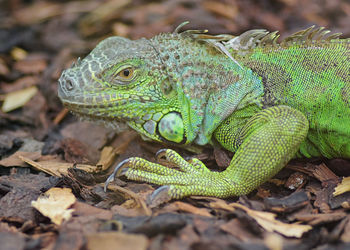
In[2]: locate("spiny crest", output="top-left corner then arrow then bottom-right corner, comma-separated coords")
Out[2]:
173,21 -> 235,52
224,26 -> 346,51
70,57 -> 82,68
173,21 -> 242,68
174,21 -> 235,41
173,22 -> 347,53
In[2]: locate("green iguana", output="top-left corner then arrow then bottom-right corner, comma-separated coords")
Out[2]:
58,23 -> 350,204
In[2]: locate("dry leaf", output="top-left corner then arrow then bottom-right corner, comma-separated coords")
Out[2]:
86,232 -> 148,250
0,57 -> 10,75
14,1 -> 62,25
207,198 -> 235,212
18,155 -> 98,176
112,22 -> 130,37
72,202 -> 112,220
264,233 -> 284,250
53,108 -> 69,125
1,76 -> 40,93
13,55 -> 48,74
10,47 -> 28,61
18,147 -> 115,176
31,187 -> 76,225
231,203 -> 312,238
79,0 -> 130,36
341,216 -> 350,242
164,201 -> 212,217
2,86 -> 38,112
107,184 -> 152,216
334,176 -> 350,196
0,151 -> 41,167
203,1 -> 238,19
219,219 -> 257,242
96,146 -> 117,171
295,213 -> 346,226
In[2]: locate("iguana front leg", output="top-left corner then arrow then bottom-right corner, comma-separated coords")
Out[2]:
105,105 -> 309,203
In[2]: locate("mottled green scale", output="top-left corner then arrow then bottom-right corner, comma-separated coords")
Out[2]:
232,41 -> 350,158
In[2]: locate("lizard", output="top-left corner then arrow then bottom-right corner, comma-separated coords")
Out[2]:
58,22 -> 350,204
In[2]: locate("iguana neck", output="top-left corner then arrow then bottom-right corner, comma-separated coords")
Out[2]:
151,34 -> 264,145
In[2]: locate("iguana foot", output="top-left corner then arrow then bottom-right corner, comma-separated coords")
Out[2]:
104,149 -> 233,204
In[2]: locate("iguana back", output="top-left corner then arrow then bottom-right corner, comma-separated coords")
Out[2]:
224,27 -> 350,158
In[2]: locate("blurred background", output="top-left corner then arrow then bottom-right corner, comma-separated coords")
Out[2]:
1,0 -> 349,54
0,0 -> 349,150
0,0 -> 349,145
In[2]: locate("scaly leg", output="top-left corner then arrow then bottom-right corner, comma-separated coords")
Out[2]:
105,105 -> 309,204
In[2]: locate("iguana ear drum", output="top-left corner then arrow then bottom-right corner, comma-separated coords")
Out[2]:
158,112 -> 185,143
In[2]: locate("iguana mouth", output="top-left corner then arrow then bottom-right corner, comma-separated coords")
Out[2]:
61,98 -> 136,123
68,109 -> 129,132
58,69 -> 138,122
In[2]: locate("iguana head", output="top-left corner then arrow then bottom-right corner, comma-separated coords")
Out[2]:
58,28 -> 254,145
58,34 -> 195,144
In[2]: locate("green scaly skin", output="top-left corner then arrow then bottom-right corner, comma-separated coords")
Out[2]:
58,24 -> 350,204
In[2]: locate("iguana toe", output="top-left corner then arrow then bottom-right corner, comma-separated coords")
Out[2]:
104,149 -> 234,203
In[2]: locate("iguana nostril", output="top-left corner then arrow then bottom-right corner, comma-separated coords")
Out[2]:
65,79 -> 74,91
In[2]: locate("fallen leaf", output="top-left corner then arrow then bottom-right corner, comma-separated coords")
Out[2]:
341,216 -> 350,242
13,55 -> 48,74
334,176 -> 350,196
96,146 -> 117,171
10,47 -> 27,61
294,213 -> 347,226
0,57 -> 9,75
86,232 -> 148,250
31,187 -> 76,225
192,217 -> 211,234
264,191 -> 309,213
61,121 -> 115,151
1,76 -> 40,93
1,86 -> 38,112
231,203 -> 312,238
220,219 -> 257,241
61,138 -> 98,164
163,201 -> 212,217
72,202 -> 112,220
178,224 -> 200,246
53,108 -> 69,125
264,233 -> 284,250
203,1 -> 238,19
79,0 -> 131,37
0,151 -> 41,167
111,204 -> 147,217
18,155 -> 98,176
107,184 -> 152,216
112,22 -> 130,37
14,1 -> 62,25
207,198 -> 235,212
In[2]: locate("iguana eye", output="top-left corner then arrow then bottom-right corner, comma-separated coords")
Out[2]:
116,67 -> 134,81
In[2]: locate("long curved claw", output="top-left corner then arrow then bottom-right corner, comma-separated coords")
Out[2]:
155,148 -> 168,161
103,149 -> 229,204
104,158 -> 131,192
149,185 -> 171,207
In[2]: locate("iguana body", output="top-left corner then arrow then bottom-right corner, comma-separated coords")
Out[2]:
58,24 -> 350,203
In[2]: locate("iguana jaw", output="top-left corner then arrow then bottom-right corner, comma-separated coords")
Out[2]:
57,56 -> 185,143
58,74 -> 139,123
